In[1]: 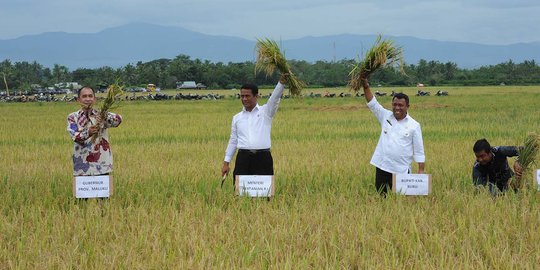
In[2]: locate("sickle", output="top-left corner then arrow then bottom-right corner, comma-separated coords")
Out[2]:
220,174 -> 227,189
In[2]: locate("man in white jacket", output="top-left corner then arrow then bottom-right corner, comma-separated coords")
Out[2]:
361,78 -> 426,195
221,74 -> 288,185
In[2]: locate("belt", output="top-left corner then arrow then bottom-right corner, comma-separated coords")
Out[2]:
238,148 -> 270,154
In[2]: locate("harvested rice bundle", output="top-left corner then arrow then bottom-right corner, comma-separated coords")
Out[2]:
91,82 -> 124,142
510,132 -> 540,189
349,35 -> 403,92
255,38 -> 305,96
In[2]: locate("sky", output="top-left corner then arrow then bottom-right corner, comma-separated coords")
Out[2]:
1,0 -> 539,45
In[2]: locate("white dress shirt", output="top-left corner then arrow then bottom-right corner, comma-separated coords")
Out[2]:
224,82 -> 285,162
367,97 -> 425,174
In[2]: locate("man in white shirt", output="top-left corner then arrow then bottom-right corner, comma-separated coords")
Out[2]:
361,78 -> 425,195
221,74 -> 288,185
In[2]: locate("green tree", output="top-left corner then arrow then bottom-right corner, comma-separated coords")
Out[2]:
72,68 -> 97,87
52,64 -> 70,83
0,60 -> 14,94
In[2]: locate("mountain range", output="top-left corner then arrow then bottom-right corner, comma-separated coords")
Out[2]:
1,22 -> 538,69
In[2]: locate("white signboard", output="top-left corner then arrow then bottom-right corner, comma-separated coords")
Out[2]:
392,174 -> 432,195
534,170 -> 540,191
235,175 -> 274,197
73,175 -> 113,198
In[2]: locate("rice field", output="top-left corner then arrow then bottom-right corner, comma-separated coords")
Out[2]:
0,85 -> 539,269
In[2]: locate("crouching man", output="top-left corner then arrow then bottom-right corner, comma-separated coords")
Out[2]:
472,138 -> 523,195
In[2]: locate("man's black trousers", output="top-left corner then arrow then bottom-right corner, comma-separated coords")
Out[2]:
233,149 -> 274,185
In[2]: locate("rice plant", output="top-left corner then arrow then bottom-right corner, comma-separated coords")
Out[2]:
255,38 -> 306,96
91,81 -> 124,142
1,85 -> 540,268
348,35 -> 404,92
510,132 -> 540,189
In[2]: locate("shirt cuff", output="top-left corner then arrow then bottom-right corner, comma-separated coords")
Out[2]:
224,155 -> 233,163
414,155 -> 426,163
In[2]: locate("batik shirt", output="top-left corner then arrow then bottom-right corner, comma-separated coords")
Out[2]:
67,109 -> 122,176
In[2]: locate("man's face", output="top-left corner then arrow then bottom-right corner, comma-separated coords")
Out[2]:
475,150 -> 493,165
240,88 -> 257,111
78,88 -> 96,109
392,97 -> 409,120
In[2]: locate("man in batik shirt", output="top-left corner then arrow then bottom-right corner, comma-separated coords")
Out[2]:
67,86 -> 122,176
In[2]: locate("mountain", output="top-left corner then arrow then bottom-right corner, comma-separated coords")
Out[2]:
0,23 -> 255,69
1,23 -> 539,69
283,35 -> 540,69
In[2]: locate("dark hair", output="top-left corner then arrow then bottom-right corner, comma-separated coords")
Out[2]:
240,84 -> 258,96
77,86 -> 95,98
473,138 -> 491,153
392,93 -> 409,105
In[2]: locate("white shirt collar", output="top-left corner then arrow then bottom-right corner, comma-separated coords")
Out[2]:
390,113 -> 410,123
242,103 -> 261,112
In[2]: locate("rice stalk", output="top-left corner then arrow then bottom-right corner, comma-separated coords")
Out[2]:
91,81 -> 125,142
510,132 -> 540,189
348,35 -> 404,92
255,38 -> 306,96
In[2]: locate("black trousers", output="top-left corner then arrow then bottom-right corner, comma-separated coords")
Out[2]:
375,167 -> 393,195
233,150 -> 274,185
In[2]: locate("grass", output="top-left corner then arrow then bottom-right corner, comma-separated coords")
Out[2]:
0,85 -> 539,268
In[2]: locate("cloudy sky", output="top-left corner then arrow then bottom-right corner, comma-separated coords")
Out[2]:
1,0 -> 539,44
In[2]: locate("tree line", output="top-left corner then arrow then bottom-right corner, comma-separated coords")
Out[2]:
1,55 -> 540,91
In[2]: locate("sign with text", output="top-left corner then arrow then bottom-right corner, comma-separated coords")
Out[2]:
392,174 -> 432,195
235,175 -> 274,197
534,170 -> 540,191
73,175 -> 113,198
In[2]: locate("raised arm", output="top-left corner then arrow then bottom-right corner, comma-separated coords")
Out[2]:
266,73 -> 289,117
361,77 -> 374,102
365,84 -> 390,124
